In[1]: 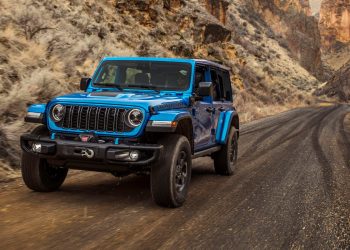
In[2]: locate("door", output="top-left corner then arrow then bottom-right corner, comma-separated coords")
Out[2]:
192,66 -> 214,150
211,68 -> 234,143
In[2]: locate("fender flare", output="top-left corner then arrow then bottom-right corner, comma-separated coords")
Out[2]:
216,110 -> 239,144
145,111 -> 192,133
25,104 -> 47,124
28,104 -> 46,113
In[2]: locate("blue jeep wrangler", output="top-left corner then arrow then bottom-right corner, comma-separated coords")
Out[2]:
20,57 -> 239,207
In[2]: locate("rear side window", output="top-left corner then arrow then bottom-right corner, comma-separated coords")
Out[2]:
222,70 -> 233,101
210,68 -> 233,101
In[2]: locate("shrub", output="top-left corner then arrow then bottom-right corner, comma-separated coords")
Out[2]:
12,5 -> 55,40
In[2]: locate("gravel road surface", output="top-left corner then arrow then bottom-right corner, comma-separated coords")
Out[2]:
0,104 -> 349,249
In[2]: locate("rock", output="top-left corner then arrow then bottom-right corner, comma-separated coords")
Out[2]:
163,0 -> 181,10
205,0 -> 229,24
169,41 -> 194,57
319,0 -> 350,52
203,23 -> 231,44
316,61 -> 350,101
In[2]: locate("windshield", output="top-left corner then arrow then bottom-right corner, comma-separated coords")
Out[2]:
93,60 -> 192,91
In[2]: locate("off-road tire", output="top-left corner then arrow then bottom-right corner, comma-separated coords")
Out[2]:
151,134 -> 192,208
21,125 -> 68,192
213,127 -> 238,176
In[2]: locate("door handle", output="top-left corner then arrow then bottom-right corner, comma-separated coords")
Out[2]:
206,107 -> 215,113
218,107 -> 226,112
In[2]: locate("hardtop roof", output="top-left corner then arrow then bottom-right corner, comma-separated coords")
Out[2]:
193,59 -> 230,71
102,57 -> 230,71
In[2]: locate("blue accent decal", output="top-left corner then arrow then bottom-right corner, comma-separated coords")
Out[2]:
114,138 -> 119,145
215,112 -> 225,143
51,133 -> 56,140
218,111 -> 236,144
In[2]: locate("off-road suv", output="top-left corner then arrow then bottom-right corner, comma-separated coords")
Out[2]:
21,57 -> 239,207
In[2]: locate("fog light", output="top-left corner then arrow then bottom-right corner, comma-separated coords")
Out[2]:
32,143 -> 42,153
129,150 -> 140,161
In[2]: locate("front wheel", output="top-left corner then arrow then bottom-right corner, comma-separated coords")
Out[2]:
212,127 -> 238,175
151,134 -> 192,208
21,125 -> 68,192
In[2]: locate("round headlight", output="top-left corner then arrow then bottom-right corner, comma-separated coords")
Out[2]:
127,109 -> 143,127
51,104 -> 65,122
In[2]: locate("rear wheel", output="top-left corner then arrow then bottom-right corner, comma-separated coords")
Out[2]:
21,125 -> 68,192
213,127 -> 238,175
151,134 -> 192,208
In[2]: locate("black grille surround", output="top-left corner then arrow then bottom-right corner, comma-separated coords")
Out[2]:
58,105 -> 134,133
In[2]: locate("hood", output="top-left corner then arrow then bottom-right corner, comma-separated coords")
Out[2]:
51,91 -> 188,111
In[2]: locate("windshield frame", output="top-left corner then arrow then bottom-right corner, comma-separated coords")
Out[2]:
90,59 -> 194,92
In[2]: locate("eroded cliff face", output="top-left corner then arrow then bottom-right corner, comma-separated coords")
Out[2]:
316,60 -> 350,101
249,0 -> 323,79
204,0 -> 229,24
319,0 -> 350,51
274,0 -> 312,16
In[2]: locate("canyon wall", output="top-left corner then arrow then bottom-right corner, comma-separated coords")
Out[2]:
316,60 -> 350,101
275,0 -> 313,16
319,0 -> 350,51
249,0 -> 323,79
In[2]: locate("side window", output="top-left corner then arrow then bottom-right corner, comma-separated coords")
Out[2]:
194,66 -> 206,94
210,69 -> 221,101
222,70 -> 233,101
217,73 -> 225,100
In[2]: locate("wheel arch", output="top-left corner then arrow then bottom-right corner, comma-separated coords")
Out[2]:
231,113 -> 239,139
217,110 -> 240,144
145,111 -> 194,154
174,117 -> 194,154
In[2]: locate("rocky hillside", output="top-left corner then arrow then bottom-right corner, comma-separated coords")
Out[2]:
248,0 -> 324,79
319,0 -> 350,52
316,60 -> 350,101
0,0 -> 321,180
317,0 -> 350,100
322,44 -> 350,72
319,0 -> 350,72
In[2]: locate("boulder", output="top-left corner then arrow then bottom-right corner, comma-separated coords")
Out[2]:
203,23 -> 231,44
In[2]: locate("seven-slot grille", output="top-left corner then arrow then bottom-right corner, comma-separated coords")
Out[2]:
60,105 -> 132,132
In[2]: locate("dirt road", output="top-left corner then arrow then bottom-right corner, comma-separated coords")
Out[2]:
0,104 -> 349,249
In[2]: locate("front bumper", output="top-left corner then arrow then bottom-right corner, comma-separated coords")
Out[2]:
20,134 -> 163,168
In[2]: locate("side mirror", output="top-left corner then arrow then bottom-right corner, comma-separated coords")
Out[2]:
198,82 -> 213,97
80,78 -> 91,91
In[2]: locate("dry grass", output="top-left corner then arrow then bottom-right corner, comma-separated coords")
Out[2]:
234,89 -> 315,123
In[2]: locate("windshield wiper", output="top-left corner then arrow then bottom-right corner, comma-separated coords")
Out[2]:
126,85 -> 160,93
93,83 -> 123,91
